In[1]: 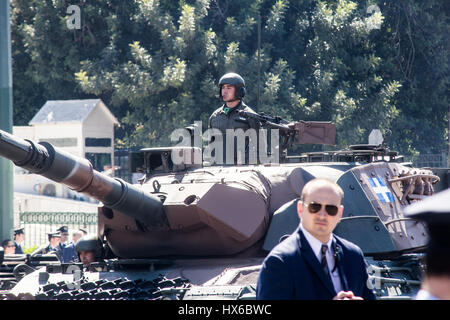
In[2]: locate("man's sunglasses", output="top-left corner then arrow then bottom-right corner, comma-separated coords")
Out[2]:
306,202 -> 339,216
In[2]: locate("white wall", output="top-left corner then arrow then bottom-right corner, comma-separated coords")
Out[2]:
32,122 -> 83,157
13,126 -> 36,140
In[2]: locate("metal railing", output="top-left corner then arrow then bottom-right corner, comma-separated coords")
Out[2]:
18,211 -> 98,249
407,153 -> 448,168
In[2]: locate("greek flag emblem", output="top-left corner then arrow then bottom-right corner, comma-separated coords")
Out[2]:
369,177 -> 394,203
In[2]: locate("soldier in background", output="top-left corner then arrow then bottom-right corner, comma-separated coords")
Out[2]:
209,73 -> 260,164
30,232 -> 62,259
62,229 -> 85,263
404,188 -> 450,300
43,232 -> 62,258
57,226 -> 69,248
13,228 -> 25,254
1,239 -> 16,255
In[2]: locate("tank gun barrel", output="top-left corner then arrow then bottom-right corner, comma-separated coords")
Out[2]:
0,129 -> 167,229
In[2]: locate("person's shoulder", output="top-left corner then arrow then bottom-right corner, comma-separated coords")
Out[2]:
209,106 -> 224,125
63,243 -> 75,250
265,229 -> 300,260
241,102 -> 257,113
210,105 -> 224,116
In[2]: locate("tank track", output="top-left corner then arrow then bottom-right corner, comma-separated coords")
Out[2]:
1,275 -> 190,300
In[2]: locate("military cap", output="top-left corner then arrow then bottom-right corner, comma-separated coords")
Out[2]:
404,188 -> 450,275
47,232 -> 61,241
14,227 -> 24,235
57,226 -> 69,233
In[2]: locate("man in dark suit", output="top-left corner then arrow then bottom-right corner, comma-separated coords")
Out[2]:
257,178 -> 376,300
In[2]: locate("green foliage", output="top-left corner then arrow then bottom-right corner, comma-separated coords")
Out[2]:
23,245 -> 38,254
10,0 -> 449,156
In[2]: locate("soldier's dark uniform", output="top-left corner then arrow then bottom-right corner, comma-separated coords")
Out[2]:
13,228 -> 24,254
57,225 -> 69,251
209,73 -> 260,164
43,232 -> 63,260
209,101 -> 258,132
62,243 -> 79,263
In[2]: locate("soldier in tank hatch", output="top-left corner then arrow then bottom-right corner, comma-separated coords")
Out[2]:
209,73 -> 260,164
75,235 -> 104,267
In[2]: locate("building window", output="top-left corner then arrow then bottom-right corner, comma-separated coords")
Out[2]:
85,153 -> 112,172
39,138 -> 77,147
85,138 -> 111,147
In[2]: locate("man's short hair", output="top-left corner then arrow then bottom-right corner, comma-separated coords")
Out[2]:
300,178 -> 344,203
1,239 -> 12,248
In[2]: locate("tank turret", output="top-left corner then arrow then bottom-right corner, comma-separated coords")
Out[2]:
0,129 -> 272,258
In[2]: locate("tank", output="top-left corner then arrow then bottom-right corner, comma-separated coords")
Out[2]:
0,114 -> 448,300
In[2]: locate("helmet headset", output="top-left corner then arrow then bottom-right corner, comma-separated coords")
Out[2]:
218,73 -> 246,101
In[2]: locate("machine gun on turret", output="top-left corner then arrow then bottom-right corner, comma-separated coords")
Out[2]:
236,110 -> 336,160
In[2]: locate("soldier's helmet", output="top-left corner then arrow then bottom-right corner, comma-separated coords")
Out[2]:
218,73 -> 246,99
75,235 -> 104,260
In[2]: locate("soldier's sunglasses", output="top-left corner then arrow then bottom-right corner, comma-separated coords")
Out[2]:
306,202 -> 339,216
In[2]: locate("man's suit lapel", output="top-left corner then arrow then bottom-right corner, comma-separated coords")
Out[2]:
297,229 -> 336,296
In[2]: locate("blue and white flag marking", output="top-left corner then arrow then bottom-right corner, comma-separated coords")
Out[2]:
369,177 -> 394,203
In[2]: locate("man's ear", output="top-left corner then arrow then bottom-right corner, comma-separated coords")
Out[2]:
338,205 -> 344,220
297,200 -> 303,220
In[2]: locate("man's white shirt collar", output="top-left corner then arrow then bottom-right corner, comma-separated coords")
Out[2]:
415,289 -> 441,300
299,223 -> 333,260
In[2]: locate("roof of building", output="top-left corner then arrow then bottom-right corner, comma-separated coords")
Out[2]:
29,99 -> 118,125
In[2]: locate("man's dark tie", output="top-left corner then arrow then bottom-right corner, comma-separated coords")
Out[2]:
321,244 -> 332,281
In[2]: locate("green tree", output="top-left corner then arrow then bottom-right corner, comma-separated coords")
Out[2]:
11,0 -> 115,124
377,1 -> 449,155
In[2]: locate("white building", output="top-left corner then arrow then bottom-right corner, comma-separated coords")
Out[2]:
14,99 -> 118,171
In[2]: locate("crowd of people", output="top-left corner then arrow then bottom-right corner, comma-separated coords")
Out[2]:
1,226 -> 91,264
